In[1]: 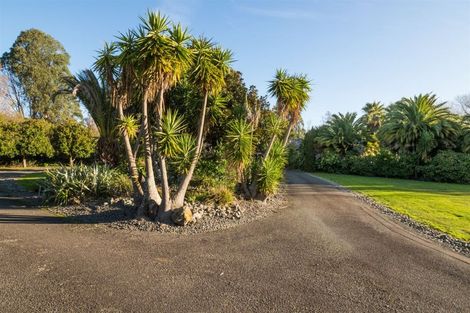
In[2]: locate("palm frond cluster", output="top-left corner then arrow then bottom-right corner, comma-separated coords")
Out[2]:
302,93 -> 469,164
61,11 -> 311,220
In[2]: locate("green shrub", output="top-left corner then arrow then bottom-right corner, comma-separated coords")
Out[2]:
209,186 -> 235,205
418,151 -> 470,184
41,164 -> 132,204
318,152 -> 342,173
258,142 -> 287,195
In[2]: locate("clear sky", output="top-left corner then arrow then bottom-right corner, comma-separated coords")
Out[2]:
1,0 -> 469,127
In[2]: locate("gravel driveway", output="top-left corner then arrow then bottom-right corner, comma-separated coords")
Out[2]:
0,170 -> 469,312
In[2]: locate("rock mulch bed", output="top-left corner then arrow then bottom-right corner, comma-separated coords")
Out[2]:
325,182 -> 470,258
48,191 -> 287,235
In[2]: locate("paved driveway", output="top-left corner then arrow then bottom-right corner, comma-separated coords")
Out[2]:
0,170 -> 469,312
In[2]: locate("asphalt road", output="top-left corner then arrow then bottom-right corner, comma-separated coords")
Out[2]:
0,170 -> 469,312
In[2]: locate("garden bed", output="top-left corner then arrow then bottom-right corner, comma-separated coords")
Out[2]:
48,190 -> 287,235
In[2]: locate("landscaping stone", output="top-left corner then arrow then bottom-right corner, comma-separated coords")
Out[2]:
47,188 -> 288,235
172,207 -> 193,226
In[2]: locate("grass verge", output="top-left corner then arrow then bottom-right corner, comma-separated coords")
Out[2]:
16,172 -> 46,192
312,173 -> 470,241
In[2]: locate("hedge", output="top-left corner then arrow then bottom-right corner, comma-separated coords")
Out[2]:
305,150 -> 470,184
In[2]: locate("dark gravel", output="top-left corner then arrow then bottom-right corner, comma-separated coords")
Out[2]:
48,192 -> 287,235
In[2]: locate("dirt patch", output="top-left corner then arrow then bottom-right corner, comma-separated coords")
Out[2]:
48,190 -> 287,235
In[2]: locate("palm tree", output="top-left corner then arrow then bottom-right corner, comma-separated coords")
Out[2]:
462,115 -> 470,153
265,70 -> 311,158
380,94 -> 459,160
129,11 -> 193,218
361,101 -> 384,134
225,118 -> 254,195
281,74 -> 311,147
319,112 -> 365,155
361,101 -> 385,155
94,39 -> 144,201
62,70 -> 118,165
173,37 -> 232,208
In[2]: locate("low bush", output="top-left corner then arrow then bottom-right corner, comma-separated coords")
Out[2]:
258,142 -> 287,195
41,164 -> 132,204
307,149 -> 468,184
418,151 -> 470,184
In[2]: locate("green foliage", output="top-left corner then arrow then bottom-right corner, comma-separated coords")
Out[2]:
117,115 -> 139,139
189,37 -> 233,95
208,186 -> 235,205
225,119 -> 254,180
380,94 -> 459,160
313,173 -> 470,241
418,151 -> 470,184
1,29 -> 81,121
171,133 -> 196,174
53,121 -> 95,165
17,119 -> 54,162
63,69 -> 118,165
361,102 -> 385,134
16,172 -> 46,192
155,109 -> 187,158
460,115 -> 470,153
318,112 -> 366,156
258,141 -> 287,195
309,149 -> 470,184
41,164 -> 132,204
0,117 -> 20,159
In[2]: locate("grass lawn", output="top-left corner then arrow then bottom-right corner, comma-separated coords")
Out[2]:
16,172 -> 47,192
312,173 -> 470,241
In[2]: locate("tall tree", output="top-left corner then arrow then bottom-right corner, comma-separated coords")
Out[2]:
95,39 -> 145,201
380,94 -> 459,160
361,101 -> 385,134
318,112 -> 366,156
361,101 -> 385,155
265,69 -> 311,158
173,38 -> 232,209
129,11 -> 192,216
62,70 -> 119,165
1,29 -> 81,121
53,121 -> 95,166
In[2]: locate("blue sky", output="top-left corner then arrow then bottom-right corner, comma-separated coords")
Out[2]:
1,0 -> 469,127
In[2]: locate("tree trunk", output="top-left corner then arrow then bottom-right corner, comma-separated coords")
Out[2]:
117,100 -> 144,202
69,157 -> 74,167
22,156 -> 27,168
173,91 -> 209,209
282,120 -> 295,147
263,134 -> 277,161
155,89 -> 172,222
138,90 -> 162,217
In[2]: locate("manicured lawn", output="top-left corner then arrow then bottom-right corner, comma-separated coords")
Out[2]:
16,172 -> 46,192
312,173 -> 470,241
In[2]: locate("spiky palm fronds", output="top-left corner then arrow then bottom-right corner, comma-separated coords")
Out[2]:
268,69 -> 311,122
155,109 -> 187,158
318,112 -> 366,155
188,37 -> 233,95
460,115 -> 470,153
361,101 -> 385,134
226,119 -> 254,179
117,114 -> 139,139
380,94 -> 459,160
258,141 -> 287,195
265,111 -> 287,137
63,69 -> 115,139
136,11 -> 192,97
172,133 -> 196,174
